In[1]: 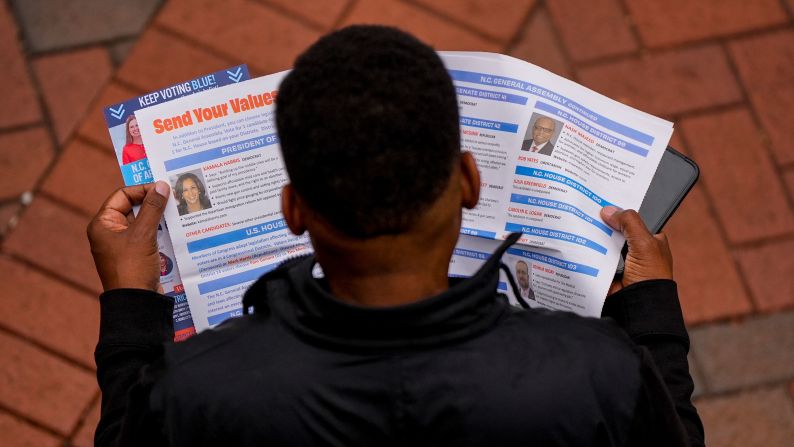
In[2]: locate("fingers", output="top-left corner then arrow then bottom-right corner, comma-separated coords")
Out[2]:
98,184 -> 148,216
131,181 -> 170,239
600,206 -> 653,246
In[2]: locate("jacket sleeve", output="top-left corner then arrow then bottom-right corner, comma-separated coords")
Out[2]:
94,289 -> 174,447
602,279 -> 705,447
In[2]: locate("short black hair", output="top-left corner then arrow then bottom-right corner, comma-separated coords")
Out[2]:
276,25 -> 460,237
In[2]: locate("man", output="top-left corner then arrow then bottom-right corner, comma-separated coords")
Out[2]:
520,115 -> 557,155
90,26 -> 703,446
514,260 -> 536,301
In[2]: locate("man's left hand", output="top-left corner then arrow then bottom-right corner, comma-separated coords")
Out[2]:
87,182 -> 170,292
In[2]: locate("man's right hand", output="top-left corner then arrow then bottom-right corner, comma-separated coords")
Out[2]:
600,206 -> 673,294
87,182 -> 170,292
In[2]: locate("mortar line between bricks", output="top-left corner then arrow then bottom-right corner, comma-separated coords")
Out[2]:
779,0 -> 794,21
0,404 -> 68,441
0,120 -> 44,136
0,251 -> 101,299
331,0 -> 359,30
614,0 -> 645,54
250,0 -> 328,32
672,106 -> 763,315
503,0 -> 541,51
686,347 -> 710,395
67,390 -> 101,443
537,1 -> 582,83
574,22 -> 794,71
0,324 -> 95,373
399,0 -> 509,48
729,232 -> 794,251
70,134 -> 122,159
693,379 -> 794,402
718,38 -> 794,219
612,21 -> 794,54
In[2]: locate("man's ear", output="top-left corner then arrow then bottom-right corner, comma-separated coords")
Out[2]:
459,151 -> 480,209
281,184 -> 306,235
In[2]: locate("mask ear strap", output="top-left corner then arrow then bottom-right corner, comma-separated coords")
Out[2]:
499,262 -> 530,309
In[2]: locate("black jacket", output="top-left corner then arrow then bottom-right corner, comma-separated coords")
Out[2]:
95,238 -> 704,446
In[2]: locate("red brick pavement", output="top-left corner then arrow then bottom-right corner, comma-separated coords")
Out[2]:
0,0 -> 792,444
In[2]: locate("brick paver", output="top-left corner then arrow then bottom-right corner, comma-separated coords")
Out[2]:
32,47 -> 112,143
11,0 -> 163,52
680,108 -> 794,244
509,6 -> 571,77
736,239 -> 794,312
546,0 -> 637,62
0,127 -> 53,201
695,387 -> 794,447
3,197 -> 102,293
0,3 -> 41,128
0,331 -> 96,435
117,28 -> 233,93
0,411 -> 61,447
157,0 -> 321,75
664,186 -> 753,324
626,0 -> 789,48
260,0 -> 352,30
70,400 -> 99,447
41,140 -> 123,215
342,0 -> 500,51
0,256 -> 99,367
690,310 -> 794,393
75,82 -> 141,150
0,202 -> 21,235
412,0 -> 536,43
729,29 -> 794,166
577,44 -> 742,118
1,0 -> 794,444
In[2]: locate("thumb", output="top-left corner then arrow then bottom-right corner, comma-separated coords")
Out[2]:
600,206 -> 653,246
132,181 -> 170,239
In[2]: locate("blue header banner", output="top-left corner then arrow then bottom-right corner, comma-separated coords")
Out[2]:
461,227 -> 497,239
187,218 -> 288,253
506,247 -> 599,277
455,86 -> 528,105
164,133 -> 279,172
514,166 -> 616,208
535,102 -> 648,157
103,65 -> 251,127
504,222 -> 608,254
460,116 -> 518,133
509,193 -> 613,235
448,69 -> 654,146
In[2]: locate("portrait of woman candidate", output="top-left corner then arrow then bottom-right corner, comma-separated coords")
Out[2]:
174,172 -> 212,216
121,115 -> 147,164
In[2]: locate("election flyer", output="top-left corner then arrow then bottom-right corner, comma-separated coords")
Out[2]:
132,52 -> 674,333
103,65 -> 252,340
443,52 -> 673,316
135,71 -> 310,332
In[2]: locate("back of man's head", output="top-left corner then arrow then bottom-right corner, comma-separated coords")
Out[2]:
276,25 -> 460,238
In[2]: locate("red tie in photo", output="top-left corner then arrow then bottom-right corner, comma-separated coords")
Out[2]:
532,146 -> 539,152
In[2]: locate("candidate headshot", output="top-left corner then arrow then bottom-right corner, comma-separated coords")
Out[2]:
174,172 -> 212,216
121,115 -> 147,165
520,114 -> 560,156
515,260 -> 536,301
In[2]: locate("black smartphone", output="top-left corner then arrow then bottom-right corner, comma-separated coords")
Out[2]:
615,146 -> 699,275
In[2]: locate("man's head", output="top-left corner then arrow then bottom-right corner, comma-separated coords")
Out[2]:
515,260 -> 529,290
531,116 -> 555,145
277,25 -> 474,239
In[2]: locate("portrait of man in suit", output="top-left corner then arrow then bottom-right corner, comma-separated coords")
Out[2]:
520,115 -> 559,156
515,260 -> 536,301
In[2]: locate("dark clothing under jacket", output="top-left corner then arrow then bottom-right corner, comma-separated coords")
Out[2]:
95,238 -> 704,447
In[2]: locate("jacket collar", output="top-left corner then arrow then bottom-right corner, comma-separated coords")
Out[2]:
262,233 -> 521,349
